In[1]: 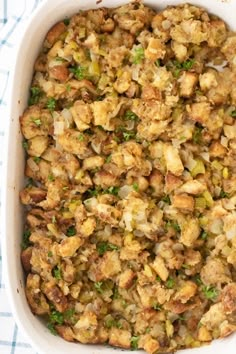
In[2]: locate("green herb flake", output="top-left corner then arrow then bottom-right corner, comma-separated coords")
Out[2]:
22,140 -> 28,150
231,110 -> 236,117
33,156 -> 41,164
46,97 -> 56,112
66,84 -> 71,92
124,110 -> 139,122
63,308 -> 75,320
166,277 -> 175,289
66,226 -> 76,236
105,318 -> 122,329
94,281 -> 104,293
52,216 -> 56,224
21,230 -> 31,250
194,274 -> 203,286
145,327 -> 151,333
202,285 -> 218,301
193,125 -> 203,144
153,303 -> 162,311
48,251 -> 53,257
97,242 -> 119,256
47,322 -> 57,335
26,178 -> 34,187
156,276 -> 161,282
28,87 -> 42,105
63,18 -> 70,26
182,59 -> 195,70
53,266 -> 62,280
130,336 -> 140,350
200,230 -> 208,240
133,47 -> 145,64
31,117 -> 42,126
87,187 -> 100,197
162,195 -> 171,204
123,131 -> 136,141
69,65 -> 87,80
48,174 -> 55,182
50,310 -> 64,325
155,59 -> 160,67
182,264 -> 190,269
133,182 -> 139,192
103,186 -> 120,196
219,190 -> 230,199
166,220 -> 181,233
77,134 -> 84,141
105,155 -> 112,163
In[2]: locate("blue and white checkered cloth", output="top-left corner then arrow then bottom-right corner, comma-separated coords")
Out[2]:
0,1 -> 43,353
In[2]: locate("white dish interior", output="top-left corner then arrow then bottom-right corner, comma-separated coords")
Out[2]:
2,0 -> 236,353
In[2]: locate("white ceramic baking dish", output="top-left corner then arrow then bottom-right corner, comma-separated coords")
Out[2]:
2,0 -> 236,353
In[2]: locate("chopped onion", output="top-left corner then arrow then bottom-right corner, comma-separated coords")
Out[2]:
200,152 -> 210,162
133,230 -> 144,237
61,108 -> 73,128
91,141 -> 101,154
209,219 -> 223,234
84,197 -> 97,211
132,65 -> 140,81
104,225 -> 112,237
221,135 -> 228,147
162,20 -> 171,30
27,158 -> 39,172
118,185 -> 133,199
54,121 -> 65,135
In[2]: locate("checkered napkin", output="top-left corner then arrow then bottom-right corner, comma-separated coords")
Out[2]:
0,1 -> 42,353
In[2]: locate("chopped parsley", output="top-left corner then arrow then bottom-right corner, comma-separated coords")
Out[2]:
200,230 -> 208,240
21,230 -> 31,250
105,317 -> 122,329
103,186 -> 120,196
230,110 -> 236,117
69,65 -> 87,80
219,190 -> 230,199
22,140 -> 28,150
153,303 -> 162,311
194,274 -> 203,286
133,47 -> 144,64
77,134 -> 84,141
31,117 -> 41,126
28,87 -> 42,105
47,322 -> 57,335
202,285 -> 218,301
166,277 -> 175,289
52,266 -> 62,280
123,131 -> 136,141
162,195 -> 171,204
48,174 -> 55,182
156,276 -> 161,282
105,155 -> 112,163
66,226 -> 76,236
133,182 -> 139,192
166,220 -> 181,232
66,84 -> 71,92
124,110 -> 139,122
48,251 -> 53,257
33,156 -> 41,164
46,97 -> 56,112
130,336 -> 140,350
97,242 -> 119,256
63,18 -> 70,26
63,308 -> 75,322
192,125 -> 203,144
155,59 -> 160,67
49,310 -> 64,325
87,187 -> 101,197
94,281 -> 104,293
182,59 -> 195,70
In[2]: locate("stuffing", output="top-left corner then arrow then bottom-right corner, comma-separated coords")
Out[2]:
20,3 -> 236,353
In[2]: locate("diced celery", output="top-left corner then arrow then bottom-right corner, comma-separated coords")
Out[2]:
191,159 -> 205,177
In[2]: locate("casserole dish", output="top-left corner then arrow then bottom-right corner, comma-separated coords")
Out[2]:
2,0 -> 236,353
